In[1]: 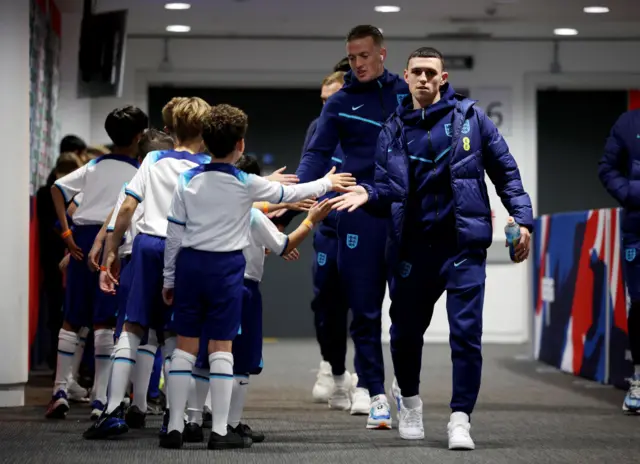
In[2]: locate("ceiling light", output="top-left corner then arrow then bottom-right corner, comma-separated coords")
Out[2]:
583,6 -> 609,14
554,28 -> 578,36
374,5 -> 401,13
165,3 -> 191,10
166,25 -> 191,33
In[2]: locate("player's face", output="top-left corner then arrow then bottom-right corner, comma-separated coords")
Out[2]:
404,57 -> 448,103
346,37 -> 386,83
321,82 -> 342,105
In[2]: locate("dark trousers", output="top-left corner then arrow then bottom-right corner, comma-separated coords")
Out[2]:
389,240 -> 486,415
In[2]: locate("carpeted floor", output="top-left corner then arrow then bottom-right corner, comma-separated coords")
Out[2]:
0,340 -> 637,463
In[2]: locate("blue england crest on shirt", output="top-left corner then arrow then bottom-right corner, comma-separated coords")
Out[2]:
317,252 -> 327,266
626,248 -> 637,262
461,119 -> 471,134
399,261 -> 412,278
346,234 -> 359,249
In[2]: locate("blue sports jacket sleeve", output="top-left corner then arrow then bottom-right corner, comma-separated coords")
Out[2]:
598,113 -> 630,207
300,118 -> 319,160
296,99 -> 340,184
361,126 -> 400,217
272,117 -> 321,228
478,108 -> 534,231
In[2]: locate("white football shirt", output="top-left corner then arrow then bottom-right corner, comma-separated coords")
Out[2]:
125,150 -> 211,238
163,163 -> 331,288
244,209 -> 289,282
54,155 -> 139,226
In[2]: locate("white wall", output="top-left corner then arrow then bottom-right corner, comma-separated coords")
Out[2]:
68,35 -> 640,343
0,0 -> 30,407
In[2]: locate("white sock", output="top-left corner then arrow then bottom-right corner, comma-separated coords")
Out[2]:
106,331 -> 140,414
228,375 -> 249,428
205,390 -> 211,411
209,351 -> 234,436
68,327 -> 88,386
635,365 -> 640,376
186,367 -> 210,424
162,336 -> 177,410
131,330 -> 158,412
167,348 -> 196,433
93,329 -> 115,405
54,329 -> 78,394
402,395 -> 422,409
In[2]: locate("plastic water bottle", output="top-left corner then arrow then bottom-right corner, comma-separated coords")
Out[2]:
504,217 -> 521,262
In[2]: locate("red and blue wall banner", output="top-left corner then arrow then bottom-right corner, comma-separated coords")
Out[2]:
533,208 -> 633,388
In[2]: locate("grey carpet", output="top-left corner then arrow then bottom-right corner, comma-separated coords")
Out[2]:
0,340 -> 638,464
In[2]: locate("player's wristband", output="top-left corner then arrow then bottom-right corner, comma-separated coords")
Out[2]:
302,219 -> 314,230
61,229 -> 72,239
262,202 -> 270,214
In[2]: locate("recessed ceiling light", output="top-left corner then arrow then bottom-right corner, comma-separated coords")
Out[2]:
583,6 -> 609,14
166,25 -> 191,33
374,5 -> 401,13
165,3 -> 191,10
554,28 -> 578,36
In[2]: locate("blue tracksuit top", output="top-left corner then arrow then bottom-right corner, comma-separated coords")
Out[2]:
362,90 -> 533,269
598,109 -> 640,245
399,83 -> 458,240
296,69 -> 409,185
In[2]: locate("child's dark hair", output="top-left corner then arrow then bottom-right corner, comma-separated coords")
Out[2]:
235,154 -> 261,176
59,135 -> 87,154
202,104 -> 248,159
138,128 -> 174,159
104,105 -> 149,147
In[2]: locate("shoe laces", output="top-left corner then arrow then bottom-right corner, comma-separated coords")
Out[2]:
626,377 -> 640,399
402,406 -> 422,429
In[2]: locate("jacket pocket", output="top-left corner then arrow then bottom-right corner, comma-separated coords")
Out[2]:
451,150 -> 481,179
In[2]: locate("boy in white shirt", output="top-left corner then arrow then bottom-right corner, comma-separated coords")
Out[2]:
182,155 -> 331,444
46,106 -> 148,420
83,97 -> 212,440
160,104 -> 356,449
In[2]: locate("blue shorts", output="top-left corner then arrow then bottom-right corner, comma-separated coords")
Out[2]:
64,224 -> 118,328
623,245 -> 640,301
114,255 -> 133,339
172,248 -> 246,341
125,234 -> 170,332
233,279 -> 264,375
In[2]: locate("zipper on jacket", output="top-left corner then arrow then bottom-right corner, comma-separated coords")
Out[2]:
377,79 -> 387,120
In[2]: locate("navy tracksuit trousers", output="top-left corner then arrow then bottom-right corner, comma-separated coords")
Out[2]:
327,208 -> 387,396
389,239 -> 486,415
311,223 -> 361,376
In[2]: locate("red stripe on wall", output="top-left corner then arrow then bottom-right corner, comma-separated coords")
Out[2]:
29,197 -> 41,367
629,90 -> 640,110
50,0 -> 61,37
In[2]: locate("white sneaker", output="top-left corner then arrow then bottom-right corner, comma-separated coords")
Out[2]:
366,394 -> 392,429
397,397 -> 424,440
67,380 -> 90,403
328,371 -> 351,410
312,361 -> 334,403
351,390 -> 370,416
447,412 -> 475,450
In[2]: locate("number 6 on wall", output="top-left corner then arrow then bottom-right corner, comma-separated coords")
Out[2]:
472,87 -> 512,136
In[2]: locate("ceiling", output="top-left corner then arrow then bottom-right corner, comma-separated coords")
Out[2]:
55,0 -> 640,39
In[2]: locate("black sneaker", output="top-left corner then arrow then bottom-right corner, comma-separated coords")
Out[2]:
232,422 -> 265,443
202,409 -> 212,428
182,422 -> 204,443
159,409 -> 170,438
125,405 -> 146,429
159,430 -> 182,449
208,428 -> 252,450
83,403 -> 128,440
